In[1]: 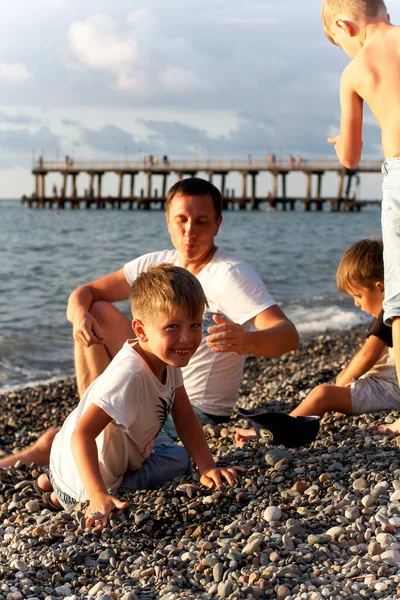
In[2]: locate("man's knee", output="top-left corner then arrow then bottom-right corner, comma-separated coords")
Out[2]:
89,300 -> 114,323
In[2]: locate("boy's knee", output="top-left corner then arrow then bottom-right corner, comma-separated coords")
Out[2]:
310,384 -> 332,404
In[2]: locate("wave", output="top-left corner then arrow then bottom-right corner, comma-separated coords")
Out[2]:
286,304 -> 370,336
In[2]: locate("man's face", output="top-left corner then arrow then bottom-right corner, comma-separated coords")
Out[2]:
166,194 -> 222,263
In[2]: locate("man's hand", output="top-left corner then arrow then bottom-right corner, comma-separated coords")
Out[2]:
73,312 -> 105,347
206,315 -> 246,355
85,491 -> 128,528
200,465 -> 246,489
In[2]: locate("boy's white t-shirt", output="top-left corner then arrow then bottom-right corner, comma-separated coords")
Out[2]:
50,341 -> 183,502
124,248 -> 275,416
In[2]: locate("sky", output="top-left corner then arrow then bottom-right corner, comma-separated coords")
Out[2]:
1,0 -> 398,199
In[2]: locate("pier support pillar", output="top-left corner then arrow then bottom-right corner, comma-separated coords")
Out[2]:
250,172 -> 259,210
118,173 -> 124,198
272,173 -> 278,198
35,175 -> 39,198
62,172 -> 68,198
306,173 -> 312,199
130,174 -> 135,199
240,173 -> 247,210
317,173 -> 323,199
88,174 -> 94,197
40,174 -> 46,201
146,172 -> 152,198
97,174 -> 103,201
71,174 -> 77,199
208,173 -> 213,183
162,174 -> 168,199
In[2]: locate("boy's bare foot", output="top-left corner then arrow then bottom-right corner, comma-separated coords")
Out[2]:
0,427 -> 59,468
34,473 -> 62,510
235,427 -> 257,448
377,418 -> 400,435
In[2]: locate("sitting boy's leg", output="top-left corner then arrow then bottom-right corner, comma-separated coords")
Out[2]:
393,318 -> 400,384
289,384 -> 352,417
0,427 -> 59,469
118,433 -> 192,492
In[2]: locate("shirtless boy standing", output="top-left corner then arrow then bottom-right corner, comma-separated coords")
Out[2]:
321,0 -> 400,384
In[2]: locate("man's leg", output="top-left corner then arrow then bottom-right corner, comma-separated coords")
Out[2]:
118,433 -> 192,492
75,301 -> 132,397
0,428 -> 58,468
289,384 -> 352,417
393,318 -> 400,385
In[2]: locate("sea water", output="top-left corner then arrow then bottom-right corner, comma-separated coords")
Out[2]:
0,199 -> 381,391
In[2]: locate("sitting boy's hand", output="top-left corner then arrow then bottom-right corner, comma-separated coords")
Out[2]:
85,491 -> 128,528
200,465 -> 246,489
235,427 -> 257,448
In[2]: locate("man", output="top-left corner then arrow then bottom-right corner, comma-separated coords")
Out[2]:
0,177 -> 298,468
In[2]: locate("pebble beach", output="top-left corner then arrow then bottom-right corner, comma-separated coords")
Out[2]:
2,326 -> 400,600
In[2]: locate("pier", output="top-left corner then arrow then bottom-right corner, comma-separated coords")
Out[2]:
21,157 -> 383,211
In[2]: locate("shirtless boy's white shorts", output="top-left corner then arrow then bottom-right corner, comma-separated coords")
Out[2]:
382,158 -> 400,324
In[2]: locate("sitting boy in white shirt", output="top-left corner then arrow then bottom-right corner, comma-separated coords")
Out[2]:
39,264 -> 243,527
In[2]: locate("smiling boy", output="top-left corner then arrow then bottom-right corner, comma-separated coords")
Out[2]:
40,265 -> 243,527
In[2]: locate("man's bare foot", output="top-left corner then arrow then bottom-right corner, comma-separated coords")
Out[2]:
235,427 -> 257,448
378,418 -> 400,435
0,427 -> 59,468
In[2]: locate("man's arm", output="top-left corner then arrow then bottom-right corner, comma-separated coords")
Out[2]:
67,268 -> 131,346
71,403 -> 128,527
171,387 -> 245,488
206,305 -> 299,357
328,64 -> 363,168
335,335 -> 387,387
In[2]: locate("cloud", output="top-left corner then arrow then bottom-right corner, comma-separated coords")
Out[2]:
80,124 -> 140,153
66,9 -> 209,96
0,126 -> 60,153
0,62 -> 31,84
62,118 -> 79,126
0,111 -> 41,125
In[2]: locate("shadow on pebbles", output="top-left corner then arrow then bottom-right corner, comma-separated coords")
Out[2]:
1,327 -> 400,599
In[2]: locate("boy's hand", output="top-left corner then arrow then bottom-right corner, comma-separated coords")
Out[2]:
327,135 -> 339,148
200,465 -> 246,489
85,491 -> 128,528
206,315 -> 246,355
235,427 -> 257,448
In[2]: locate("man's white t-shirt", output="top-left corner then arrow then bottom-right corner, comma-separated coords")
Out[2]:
50,341 -> 183,502
124,248 -> 275,416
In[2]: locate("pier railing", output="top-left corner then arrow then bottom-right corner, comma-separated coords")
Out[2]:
24,156 -> 384,212
33,158 -> 383,173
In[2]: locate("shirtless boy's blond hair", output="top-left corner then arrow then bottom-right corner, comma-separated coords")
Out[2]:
321,0 -> 387,44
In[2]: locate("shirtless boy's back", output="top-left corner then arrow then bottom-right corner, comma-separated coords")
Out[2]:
321,0 -> 400,385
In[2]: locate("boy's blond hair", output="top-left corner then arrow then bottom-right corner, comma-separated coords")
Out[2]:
129,263 -> 208,321
321,0 -> 387,44
336,239 -> 384,294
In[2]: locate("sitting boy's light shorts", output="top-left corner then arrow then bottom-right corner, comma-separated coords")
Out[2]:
382,158 -> 400,324
348,375 -> 400,414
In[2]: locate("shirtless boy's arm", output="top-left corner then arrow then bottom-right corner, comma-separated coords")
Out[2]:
335,335 -> 387,386
328,63 -> 364,169
67,268 -> 130,347
71,404 -> 128,527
